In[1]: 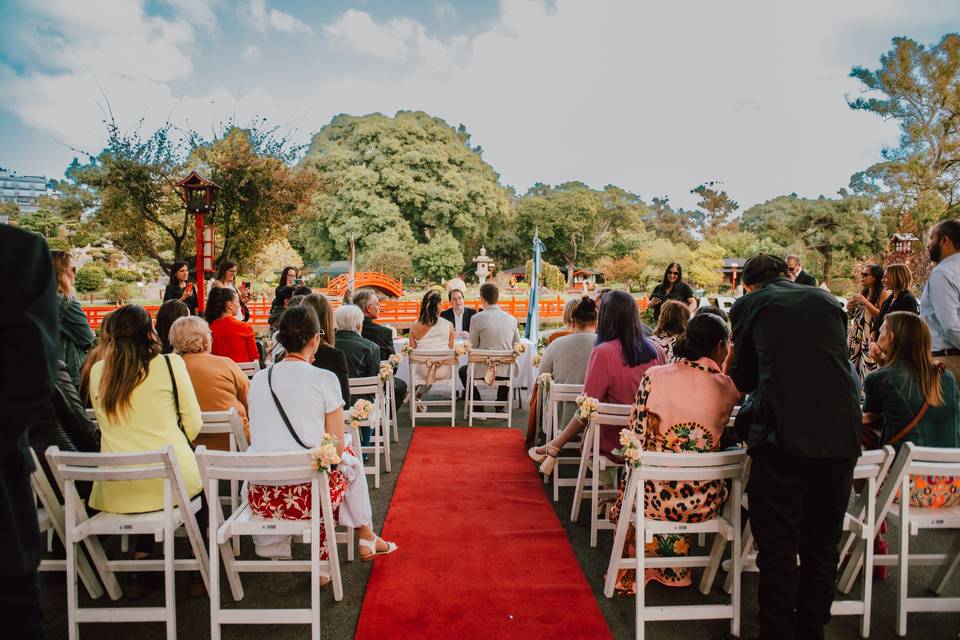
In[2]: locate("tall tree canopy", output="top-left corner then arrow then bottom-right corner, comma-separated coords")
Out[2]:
848,34 -> 960,229
291,111 -> 514,271
72,120 -> 316,274
691,182 -> 739,236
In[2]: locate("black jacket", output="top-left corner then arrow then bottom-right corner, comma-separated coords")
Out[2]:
874,290 -> 920,339
0,226 -> 59,577
335,330 -> 380,380
163,281 -> 198,315
312,345 -> 351,407
440,307 -> 477,332
361,317 -> 396,362
729,278 -> 861,458
794,270 -> 817,287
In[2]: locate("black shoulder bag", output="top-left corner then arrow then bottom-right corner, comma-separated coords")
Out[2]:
267,365 -> 310,450
163,354 -> 194,449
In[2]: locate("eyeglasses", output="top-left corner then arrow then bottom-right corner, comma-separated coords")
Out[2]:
667,271 -> 679,276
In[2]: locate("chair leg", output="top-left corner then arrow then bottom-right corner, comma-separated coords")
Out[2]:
210,506 -> 222,640
861,526 -> 873,638
604,475 -> 635,597
896,498 -> 909,636
590,453 -> 599,548
65,508 -> 79,640
635,501 -> 646,640
929,532 -> 960,595
164,522 -> 177,640
570,425 -> 592,522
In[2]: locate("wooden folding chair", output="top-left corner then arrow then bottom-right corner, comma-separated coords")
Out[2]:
570,402 -> 632,547
380,361 -> 400,442
46,446 -> 209,640
236,360 -> 261,380
544,382 -> 584,502
348,377 -> 388,488
407,349 -> 458,427
195,447 -> 344,640
465,349 -> 518,427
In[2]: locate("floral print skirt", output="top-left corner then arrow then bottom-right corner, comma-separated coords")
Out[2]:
247,449 -> 352,560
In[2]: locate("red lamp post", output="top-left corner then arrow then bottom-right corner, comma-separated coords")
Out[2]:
177,171 -> 219,313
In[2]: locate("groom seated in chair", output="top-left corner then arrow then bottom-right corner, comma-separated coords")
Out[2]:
354,288 -> 408,405
458,283 -> 520,409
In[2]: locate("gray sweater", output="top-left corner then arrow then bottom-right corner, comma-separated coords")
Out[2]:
540,332 -> 596,427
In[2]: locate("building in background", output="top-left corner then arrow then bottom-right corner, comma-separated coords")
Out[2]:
1,167 -> 49,214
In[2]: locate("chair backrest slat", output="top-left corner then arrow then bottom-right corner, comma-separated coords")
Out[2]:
547,383 -> 584,404
46,447 -> 174,482
634,449 -> 747,482
196,446 -> 325,483
349,376 -> 382,396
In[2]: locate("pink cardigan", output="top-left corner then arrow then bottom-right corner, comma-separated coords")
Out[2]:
583,339 -> 665,456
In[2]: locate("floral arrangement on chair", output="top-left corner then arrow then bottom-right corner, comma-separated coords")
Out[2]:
512,342 -> 527,357
613,429 -> 643,467
388,353 -> 402,366
311,433 -> 341,472
454,341 -> 472,357
402,344 -> 414,356
537,372 -> 553,393
532,351 -> 543,367
349,398 -> 374,428
379,362 -> 394,381
575,394 -> 599,421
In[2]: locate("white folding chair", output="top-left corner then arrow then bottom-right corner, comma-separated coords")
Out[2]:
380,361 -> 400,442
544,383 -> 584,502
465,349 -> 519,427
236,360 -> 261,379
200,408 -> 249,554
46,446 -> 209,640
348,377 -> 389,488
30,449 -> 117,600
839,443 -> 960,636
195,447 -> 344,640
615,450 -> 747,639
570,403 -> 632,547
407,349 -> 458,427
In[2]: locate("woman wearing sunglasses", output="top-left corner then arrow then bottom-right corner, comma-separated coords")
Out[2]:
648,262 -> 697,322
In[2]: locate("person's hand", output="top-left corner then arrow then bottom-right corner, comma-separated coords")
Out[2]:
180,284 -> 193,301
869,341 -> 886,366
849,293 -> 867,306
649,296 -> 662,306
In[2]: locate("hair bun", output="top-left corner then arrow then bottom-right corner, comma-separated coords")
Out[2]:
579,296 -> 596,312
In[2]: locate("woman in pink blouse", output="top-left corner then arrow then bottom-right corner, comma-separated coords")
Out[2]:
608,313 -> 740,593
529,290 -> 665,473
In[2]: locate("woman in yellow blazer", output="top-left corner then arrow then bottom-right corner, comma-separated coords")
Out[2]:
88,305 -> 203,515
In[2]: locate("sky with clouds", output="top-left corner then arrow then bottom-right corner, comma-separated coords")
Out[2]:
0,0 -> 957,210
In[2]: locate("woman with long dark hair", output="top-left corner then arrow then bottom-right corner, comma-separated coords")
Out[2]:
529,290 -> 665,473
51,250 -> 95,385
864,312 -> 959,506
848,264 -> 889,381
86,305 -> 203,594
277,266 -> 301,294
206,287 -> 259,363
409,289 -> 455,397
162,261 -> 198,315
607,312 -> 740,593
155,299 -> 190,354
649,262 -> 696,322
211,259 -> 250,321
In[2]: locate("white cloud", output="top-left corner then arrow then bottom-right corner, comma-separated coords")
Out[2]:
249,0 -> 313,35
162,0 -> 219,31
243,44 -> 261,61
323,9 -> 468,73
435,1 -> 457,20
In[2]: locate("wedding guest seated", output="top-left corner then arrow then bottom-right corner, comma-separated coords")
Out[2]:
864,311 -> 960,507
206,287 -> 259,364
875,263 -> 920,334
86,305 -> 204,596
52,250 -> 95,385
155,299 -> 190,354
650,299 -> 690,361
302,293 -> 351,408
458,283 -> 521,407
409,290 -> 455,398
529,290 -> 665,473
168,316 -> 250,447
268,285 -> 296,331
354,288 -> 408,404
546,297 -> 580,345
247,306 -> 397,571
334,304 -> 380,446
440,287 -> 476,339
695,304 -> 729,323
607,313 -> 740,593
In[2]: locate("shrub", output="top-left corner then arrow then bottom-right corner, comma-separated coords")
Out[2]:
525,259 -> 566,291
412,232 -> 464,282
105,282 -> 133,305
46,237 -> 69,251
363,248 -> 414,282
305,274 -> 329,288
829,277 -> 856,297
112,268 -> 141,283
75,263 -> 106,293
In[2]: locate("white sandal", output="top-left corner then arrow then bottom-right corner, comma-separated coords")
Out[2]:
358,535 -> 398,562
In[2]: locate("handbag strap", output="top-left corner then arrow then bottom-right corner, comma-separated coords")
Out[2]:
163,354 -> 192,448
887,401 -> 930,445
267,364 -> 310,450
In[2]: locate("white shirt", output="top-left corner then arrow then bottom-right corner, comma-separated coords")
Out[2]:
920,252 -> 960,351
452,309 -> 464,333
247,360 -> 344,454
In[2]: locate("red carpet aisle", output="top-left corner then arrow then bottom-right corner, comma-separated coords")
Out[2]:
355,427 -> 611,639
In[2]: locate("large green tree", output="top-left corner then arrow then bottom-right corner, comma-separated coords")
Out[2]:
292,111 -> 514,268
643,196 -> 697,246
72,120 -> 316,275
691,182 -> 739,236
848,34 -> 960,229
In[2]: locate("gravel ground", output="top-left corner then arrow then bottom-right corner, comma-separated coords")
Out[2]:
39,398 -> 960,639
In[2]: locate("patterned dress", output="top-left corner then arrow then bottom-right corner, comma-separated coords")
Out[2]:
247,446 -> 354,560
848,304 -> 877,383
608,358 -> 739,594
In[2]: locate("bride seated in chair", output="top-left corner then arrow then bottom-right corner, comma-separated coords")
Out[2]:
409,290 -> 456,401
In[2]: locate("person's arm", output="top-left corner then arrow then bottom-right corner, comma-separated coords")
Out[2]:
170,355 -> 203,441
0,231 -> 58,444
539,341 -> 558,376
728,301 -> 759,394
325,407 -> 346,456
52,363 -> 100,452
364,345 -> 379,378
318,370 -> 346,455
929,270 -> 960,349
630,375 -> 653,443
244,325 -> 260,362
447,324 -> 455,348
335,354 -> 351,408
230,361 -> 250,412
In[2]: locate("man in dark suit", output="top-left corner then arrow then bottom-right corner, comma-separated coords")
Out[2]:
1,225 -> 59,638
440,288 -> 476,338
729,254 -> 860,640
786,254 -> 817,286
353,289 -> 408,404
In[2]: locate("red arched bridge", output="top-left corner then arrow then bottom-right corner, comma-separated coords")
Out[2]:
322,272 -> 404,298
